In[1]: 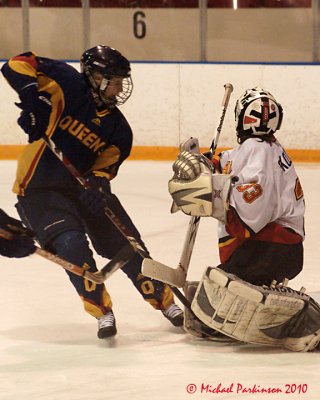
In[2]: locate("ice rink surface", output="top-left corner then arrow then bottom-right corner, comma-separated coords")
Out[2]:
0,160 -> 319,400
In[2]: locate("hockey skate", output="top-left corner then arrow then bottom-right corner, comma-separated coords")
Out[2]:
162,303 -> 184,327
97,310 -> 117,339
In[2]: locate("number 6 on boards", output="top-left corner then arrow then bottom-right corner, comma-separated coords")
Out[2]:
133,11 -> 146,39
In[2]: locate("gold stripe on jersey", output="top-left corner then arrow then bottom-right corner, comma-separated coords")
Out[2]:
8,57 -> 37,78
37,74 -> 65,138
89,145 -> 121,173
96,109 -> 109,118
218,236 -> 238,248
12,141 -> 47,195
13,76 -> 65,195
91,170 -> 113,180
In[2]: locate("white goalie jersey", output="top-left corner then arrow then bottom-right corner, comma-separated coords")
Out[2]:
219,138 -> 305,239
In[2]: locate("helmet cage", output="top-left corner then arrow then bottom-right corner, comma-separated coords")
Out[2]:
80,46 -> 133,108
235,87 -> 283,139
87,68 -> 133,108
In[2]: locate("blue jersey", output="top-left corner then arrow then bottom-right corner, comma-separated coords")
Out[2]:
1,52 -> 133,195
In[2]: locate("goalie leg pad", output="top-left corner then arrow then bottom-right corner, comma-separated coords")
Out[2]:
184,280 -> 236,342
191,267 -> 320,351
184,281 -> 207,338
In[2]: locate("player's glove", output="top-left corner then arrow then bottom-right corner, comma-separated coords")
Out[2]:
79,174 -> 112,216
0,209 -> 36,258
16,85 -> 52,143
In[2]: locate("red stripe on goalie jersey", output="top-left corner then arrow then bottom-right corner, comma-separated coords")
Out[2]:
211,154 -> 222,173
218,207 -> 252,262
219,235 -> 246,263
226,207 -> 254,238
219,207 -> 303,263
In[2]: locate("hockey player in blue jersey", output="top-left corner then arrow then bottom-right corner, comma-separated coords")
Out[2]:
1,45 -> 183,339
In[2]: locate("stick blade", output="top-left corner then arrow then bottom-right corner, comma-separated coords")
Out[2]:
94,244 -> 136,282
142,258 -> 186,288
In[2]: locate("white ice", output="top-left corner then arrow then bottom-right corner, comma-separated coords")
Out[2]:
0,160 -> 319,400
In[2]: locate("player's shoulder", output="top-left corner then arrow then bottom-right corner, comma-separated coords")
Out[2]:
240,137 -> 276,158
241,137 -> 268,149
99,107 -> 133,148
110,107 -> 132,131
37,56 -> 81,81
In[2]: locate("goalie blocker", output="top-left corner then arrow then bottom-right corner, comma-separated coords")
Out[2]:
168,151 -> 232,223
190,267 -> 320,352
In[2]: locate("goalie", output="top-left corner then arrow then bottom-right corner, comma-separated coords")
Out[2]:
169,87 -> 320,352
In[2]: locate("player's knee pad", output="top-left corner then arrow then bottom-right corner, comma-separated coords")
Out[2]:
48,230 -> 86,253
191,267 -> 320,352
47,230 -> 95,269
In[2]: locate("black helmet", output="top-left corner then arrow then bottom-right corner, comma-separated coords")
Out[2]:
80,45 -> 133,109
235,87 -> 283,143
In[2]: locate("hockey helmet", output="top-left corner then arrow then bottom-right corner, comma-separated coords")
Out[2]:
80,45 -> 133,108
235,87 -> 283,141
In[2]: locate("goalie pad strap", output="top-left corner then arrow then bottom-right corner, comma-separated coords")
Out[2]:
184,280 -> 237,342
191,267 -> 320,351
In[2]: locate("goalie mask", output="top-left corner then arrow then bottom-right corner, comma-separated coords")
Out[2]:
235,87 -> 283,143
80,45 -> 133,109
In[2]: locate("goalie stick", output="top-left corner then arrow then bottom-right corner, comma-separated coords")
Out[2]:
142,83 -> 234,288
0,227 -> 134,284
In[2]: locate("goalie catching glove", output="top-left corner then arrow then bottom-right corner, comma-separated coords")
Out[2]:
168,151 -> 232,223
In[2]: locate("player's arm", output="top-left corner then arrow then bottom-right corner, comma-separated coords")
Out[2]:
226,144 -> 275,236
1,52 -> 52,143
78,158 -> 122,216
167,145 -> 274,233
0,209 -> 36,258
1,52 -> 39,93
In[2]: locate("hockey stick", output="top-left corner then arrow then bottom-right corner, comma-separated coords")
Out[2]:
142,83 -> 234,288
39,135 -> 197,307
40,134 -> 147,259
36,244 -> 134,284
38,134 -> 201,304
0,227 -> 134,283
